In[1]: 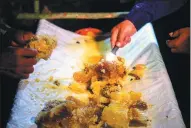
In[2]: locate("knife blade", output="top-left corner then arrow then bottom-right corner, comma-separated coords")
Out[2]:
94,32 -> 111,41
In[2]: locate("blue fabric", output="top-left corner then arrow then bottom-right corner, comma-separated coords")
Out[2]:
126,0 -> 187,30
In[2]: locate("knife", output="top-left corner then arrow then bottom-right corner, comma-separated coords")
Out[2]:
111,45 -> 119,55
94,32 -> 111,41
94,32 -> 119,54
94,32 -> 119,60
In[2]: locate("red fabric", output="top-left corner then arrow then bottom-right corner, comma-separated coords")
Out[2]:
75,27 -> 102,36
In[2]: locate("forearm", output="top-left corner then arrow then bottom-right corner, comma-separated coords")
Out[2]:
126,0 -> 187,30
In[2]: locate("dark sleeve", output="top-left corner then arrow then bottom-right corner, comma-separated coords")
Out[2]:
126,0 -> 188,30
0,19 -> 17,47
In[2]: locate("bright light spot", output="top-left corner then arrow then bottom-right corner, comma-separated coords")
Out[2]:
105,52 -> 117,61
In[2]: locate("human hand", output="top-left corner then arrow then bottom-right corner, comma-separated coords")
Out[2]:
166,27 -> 190,54
110,20 -> 137,48
11,31 -> 35,47
0,47 -> 38,79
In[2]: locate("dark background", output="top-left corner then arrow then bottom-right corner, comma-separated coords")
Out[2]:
0,0 -> 190,128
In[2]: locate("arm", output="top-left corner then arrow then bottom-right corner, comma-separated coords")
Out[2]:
0,19 -> 37,79
126,0 -> 187,30
110,0 -> 188,48
166,27 -> 190,54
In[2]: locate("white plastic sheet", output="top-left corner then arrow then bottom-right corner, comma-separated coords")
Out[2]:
7,20 -> 185,128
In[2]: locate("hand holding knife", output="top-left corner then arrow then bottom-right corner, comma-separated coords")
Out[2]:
94,32 -> 119,55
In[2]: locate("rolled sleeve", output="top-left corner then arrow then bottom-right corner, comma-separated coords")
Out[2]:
125,5 -> 151,30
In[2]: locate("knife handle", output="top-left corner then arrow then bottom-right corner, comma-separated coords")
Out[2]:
112,46 -> 119,55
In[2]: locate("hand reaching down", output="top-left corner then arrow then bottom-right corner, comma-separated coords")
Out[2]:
0,47 -> 38,79
1,30 -> 37,79
110,20 -> 137,48
166,27 -> 190,54
11,31 -> 35,47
